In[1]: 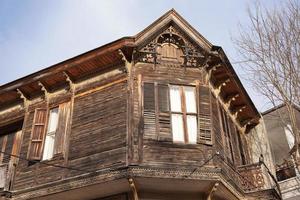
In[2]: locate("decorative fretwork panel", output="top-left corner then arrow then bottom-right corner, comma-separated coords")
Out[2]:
238,163 -> 265,192
135,25 -> 207,68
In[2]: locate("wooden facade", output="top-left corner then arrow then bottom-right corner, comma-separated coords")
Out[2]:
0,9 -> 280,200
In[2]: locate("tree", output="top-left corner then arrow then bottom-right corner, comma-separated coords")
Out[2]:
234,0 -> 300,160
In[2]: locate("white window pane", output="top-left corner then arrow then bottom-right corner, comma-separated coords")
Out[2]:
48,108 -> 59,133
42,134 -> 55,160
184,86 -> 196,113
170,85 -> 182,112
285,124 -> 295,149
171,114 -> 185,142
187,115 -> 197,144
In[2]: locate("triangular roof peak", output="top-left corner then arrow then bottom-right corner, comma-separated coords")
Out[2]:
135,9 -> 212,51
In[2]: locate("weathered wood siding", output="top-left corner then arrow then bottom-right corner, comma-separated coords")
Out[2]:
133,63 -> 214,168
67,79 -> 127,176
13,75 -> 128,190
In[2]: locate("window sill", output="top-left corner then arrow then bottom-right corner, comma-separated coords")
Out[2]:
145,139 -> 213,149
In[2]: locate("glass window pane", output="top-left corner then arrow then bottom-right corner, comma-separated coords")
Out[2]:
170,85 -> 182,112
42,134 -> 55,160
187,115 -> 197,144
171,114 -> 184,143
47,108 -> 59,133
184,86 -> 196,113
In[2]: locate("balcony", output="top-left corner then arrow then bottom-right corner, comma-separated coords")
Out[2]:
238,163 -> 265,192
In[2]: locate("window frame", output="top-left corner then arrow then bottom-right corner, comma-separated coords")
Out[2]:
28,100 -> 71,161
42,106 -> 59,161
169,84 -> 198,144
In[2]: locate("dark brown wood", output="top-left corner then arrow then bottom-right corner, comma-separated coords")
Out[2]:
27,108 -> 47,160
54,101 -> 71,155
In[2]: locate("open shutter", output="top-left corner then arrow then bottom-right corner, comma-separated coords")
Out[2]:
157,84 -> 172,142
143,83 -> 156,139
28,108 -> 47,160
198,85 -> 212,144
54,102 -> 71,155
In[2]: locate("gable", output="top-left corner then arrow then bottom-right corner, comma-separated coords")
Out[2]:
134,23 -> 210,68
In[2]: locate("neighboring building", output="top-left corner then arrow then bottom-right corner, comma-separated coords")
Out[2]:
0,10 -> 280,200
263,104 -> 300,200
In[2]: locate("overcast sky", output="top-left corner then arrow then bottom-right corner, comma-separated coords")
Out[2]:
0,0 -> 279,111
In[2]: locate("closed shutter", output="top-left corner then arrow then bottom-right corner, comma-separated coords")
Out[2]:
157,84 -> 172,142
28,108 -> 47,160
54,102 -> 71,155
211,94 -> 224,157
2,133 -> 15,164
198,86 -> 212,144
143,83 -> 156,139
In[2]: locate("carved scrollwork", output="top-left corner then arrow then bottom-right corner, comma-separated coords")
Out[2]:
134,25 -> 206,68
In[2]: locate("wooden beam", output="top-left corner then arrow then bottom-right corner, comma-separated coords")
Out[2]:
128,178 -> 139,200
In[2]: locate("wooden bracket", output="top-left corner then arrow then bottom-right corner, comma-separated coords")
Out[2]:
214,78 -> 231,89
230,104 -> 246,115
206,182 -> 219,200
240,118 -> 254,127
63,71 -> 75,92
16,88 -> 29,108
128,178 -> 139,200
207,63 -> 222,81
224,93 -> 239,104
118,49 -> 132,73
38,81 -> 49,100
207,63 -> 222,72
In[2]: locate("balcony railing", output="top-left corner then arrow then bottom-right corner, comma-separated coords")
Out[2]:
215,155 -> 265,193
238,163 -> 265,192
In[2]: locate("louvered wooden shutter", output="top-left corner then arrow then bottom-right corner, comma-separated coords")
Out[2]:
2,133 -> 15,164
198,86 -> 212,144
54,102 -> 71,155
144,83 -> 156,139
157,84 -> 172,142
28,108 -> 47,160
211,94 -> 224,157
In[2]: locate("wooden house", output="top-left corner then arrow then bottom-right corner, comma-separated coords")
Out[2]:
0,9 -> 281,200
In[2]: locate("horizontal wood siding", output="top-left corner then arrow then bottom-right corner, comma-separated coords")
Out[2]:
134,63 -> 214,168
67,80 -> 127,176
13,77 -> 128,189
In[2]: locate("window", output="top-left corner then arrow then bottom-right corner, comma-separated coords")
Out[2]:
0,119 -> 23,190
42,107 -> 59,160
143,82 -> 212,144
28,102 -> 70,161
170,85 -> 197,144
